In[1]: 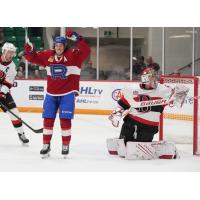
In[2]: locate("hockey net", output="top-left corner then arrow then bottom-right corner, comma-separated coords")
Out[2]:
159,76 -> 199,155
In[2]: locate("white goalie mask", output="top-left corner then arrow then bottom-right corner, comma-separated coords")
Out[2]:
2,42 -> 17,57
141,68 -> 158,89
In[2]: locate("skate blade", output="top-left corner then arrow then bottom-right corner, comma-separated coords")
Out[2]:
41,153 -> 50,159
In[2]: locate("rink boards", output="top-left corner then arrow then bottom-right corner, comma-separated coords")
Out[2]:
0,79 -> 199,121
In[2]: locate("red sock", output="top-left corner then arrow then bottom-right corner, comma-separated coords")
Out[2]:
43,134 -> 52,144
60,118 -> 71,145
62,135 -> 71,145
43,118 -> 55,144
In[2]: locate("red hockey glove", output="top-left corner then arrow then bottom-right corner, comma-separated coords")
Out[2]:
108,107 -> 124,127
66,31 -> 81,42
0,70 -> 6,81
24,42 -> 34,53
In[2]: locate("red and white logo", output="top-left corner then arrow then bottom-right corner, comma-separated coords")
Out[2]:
112,89 -> 123,101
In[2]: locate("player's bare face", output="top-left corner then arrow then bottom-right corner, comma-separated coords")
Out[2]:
3,51 -> 16,62
55,43 -> 65,56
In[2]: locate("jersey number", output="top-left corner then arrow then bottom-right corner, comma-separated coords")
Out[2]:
137,95 -> 151,113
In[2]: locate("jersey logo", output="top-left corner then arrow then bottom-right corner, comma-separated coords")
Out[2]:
137,95 -> 151,113
50,64 -> 67,79
48,56 -> 54,63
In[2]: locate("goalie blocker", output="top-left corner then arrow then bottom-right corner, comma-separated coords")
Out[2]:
106,138 -> 179,160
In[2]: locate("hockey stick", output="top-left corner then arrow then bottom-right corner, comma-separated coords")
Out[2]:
25,27 -> 29,43
0,101 -> 43,134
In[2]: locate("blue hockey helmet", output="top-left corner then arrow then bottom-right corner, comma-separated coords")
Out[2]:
54,36 -> 67,46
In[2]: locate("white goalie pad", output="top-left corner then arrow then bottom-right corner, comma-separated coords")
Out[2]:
116,139 -> 126,157
106,138 -> 126,157
126,141 -> 179,160
126,142 -> 156,160
106,138 -> 119,155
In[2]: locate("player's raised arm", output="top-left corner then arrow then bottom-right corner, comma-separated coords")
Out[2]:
66,30 -> 91,66
24,41 -> 50,67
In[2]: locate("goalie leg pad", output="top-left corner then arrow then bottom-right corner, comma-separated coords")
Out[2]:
126,141 -> 179,160
126,142 -> 157,160
116,139 -> 126,158
106,138 -> 119,155
151,141 -> 180,159
106,138 -> 126,157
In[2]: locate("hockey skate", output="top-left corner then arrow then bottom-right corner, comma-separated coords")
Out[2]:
62,145 -> 69,159
18,133 -> 29,145
40,144 -> 51,159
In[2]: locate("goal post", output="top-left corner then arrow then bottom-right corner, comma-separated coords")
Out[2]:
159,76 -> 199,155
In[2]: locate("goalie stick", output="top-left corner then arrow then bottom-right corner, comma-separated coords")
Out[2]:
0,101 -> 43,134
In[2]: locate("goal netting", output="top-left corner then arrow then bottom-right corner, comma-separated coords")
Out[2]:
159,76 -> 199,155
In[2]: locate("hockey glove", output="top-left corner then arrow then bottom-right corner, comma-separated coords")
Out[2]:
173,85 -> 189,108
24,42 -> 34,53
0,70 -> 6,82
66,31 -> 81,42
108,107 -> 124,128
0,92 -> 6,105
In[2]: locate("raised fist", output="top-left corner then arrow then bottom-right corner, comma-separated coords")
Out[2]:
24,42 -> 34,53
66,31 -> 81,42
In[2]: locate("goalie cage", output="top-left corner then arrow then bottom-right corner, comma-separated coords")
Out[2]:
159,76 -> 200,155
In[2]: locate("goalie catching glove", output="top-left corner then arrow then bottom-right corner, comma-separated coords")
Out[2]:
108,107 -> 125,127
170,85 -> 189,108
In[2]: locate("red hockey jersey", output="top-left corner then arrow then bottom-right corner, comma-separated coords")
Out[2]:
25,39 -> 91,96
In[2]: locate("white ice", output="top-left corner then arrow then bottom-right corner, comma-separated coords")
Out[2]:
0,113 -> 199,171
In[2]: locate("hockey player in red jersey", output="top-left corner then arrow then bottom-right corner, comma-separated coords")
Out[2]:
24,31 -> 91,158
0,42 -> 29,144
107,68 -> 189,159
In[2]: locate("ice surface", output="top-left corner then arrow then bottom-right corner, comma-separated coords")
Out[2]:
0,113 -> 199,171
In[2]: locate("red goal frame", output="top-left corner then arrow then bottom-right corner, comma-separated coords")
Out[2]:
159,76 -> 199,155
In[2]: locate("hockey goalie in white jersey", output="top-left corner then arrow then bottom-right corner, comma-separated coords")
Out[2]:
107,68 -> 189,160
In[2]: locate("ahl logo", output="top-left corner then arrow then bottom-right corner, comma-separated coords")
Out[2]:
112,89 -> 123,101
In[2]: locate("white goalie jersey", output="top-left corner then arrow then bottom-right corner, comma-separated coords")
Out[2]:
118,83 -> 189,127
118,83 -> 173,126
